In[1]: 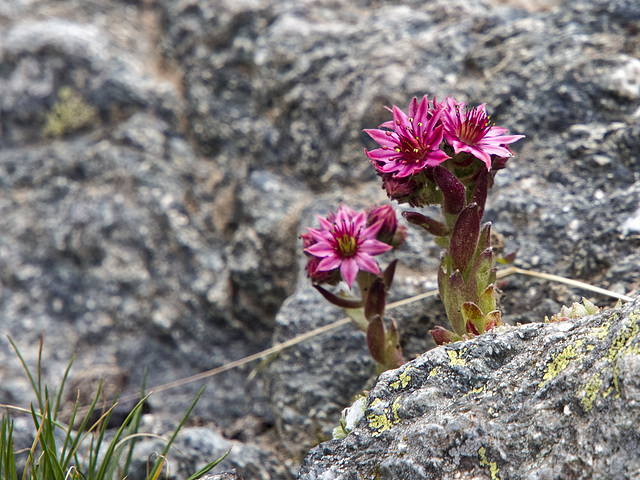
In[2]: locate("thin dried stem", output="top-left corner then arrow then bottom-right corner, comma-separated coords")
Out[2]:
74,267 -> 634,410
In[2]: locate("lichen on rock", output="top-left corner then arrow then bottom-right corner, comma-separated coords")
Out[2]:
299,297 -> 640,479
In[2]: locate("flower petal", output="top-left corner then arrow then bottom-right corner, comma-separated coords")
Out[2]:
365,148 -> 397,161
354,253 -> 382,276
360,238 -> 393,255
306,242 -> 336,257
364,129 -> 400,148
424,148 -> 450,167
392,105 -> 412,135
318,255 -> 343,271
340,258 -> 359,288
407,96 -> 420,118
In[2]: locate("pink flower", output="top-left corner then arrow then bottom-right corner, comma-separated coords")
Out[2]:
304,206 -> 392,288
439,97 -> 524,170
364,95 -> 450,178
301,231 -> 341,285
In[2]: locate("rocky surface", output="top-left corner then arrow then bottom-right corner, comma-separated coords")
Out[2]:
299,296 -> 640,479
0,0 -> 639,477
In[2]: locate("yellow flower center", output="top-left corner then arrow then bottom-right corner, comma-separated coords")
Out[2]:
336,234 -> 357,257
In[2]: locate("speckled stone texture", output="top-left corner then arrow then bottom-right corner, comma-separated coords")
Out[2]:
1,0 -> 640,477
299,296 -> 640,479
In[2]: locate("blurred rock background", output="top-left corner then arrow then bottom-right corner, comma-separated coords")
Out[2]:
0,0 -> 638,477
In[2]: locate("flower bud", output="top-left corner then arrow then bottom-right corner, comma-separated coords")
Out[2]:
367,204 -> 407,248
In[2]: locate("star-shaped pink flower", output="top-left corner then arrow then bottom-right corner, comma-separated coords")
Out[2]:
364,95 -> 450,178
439,97 -> 524,170
304,206 -> 392,288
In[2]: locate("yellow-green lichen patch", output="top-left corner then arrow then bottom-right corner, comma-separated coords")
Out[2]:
44,86 -> 99,138
368,396 -> 404,437
429,367 -> 439,377
447,349 -> 467,367
602,386 -> 615,398
478,446 -> 500,480
368,398 -> 392,437
608,311 -> 640,362
608,310 -> 640,398
579,373 -> 604,412
391,396 -> 402,423
463,386 -> 485,399
390,366 -> 416,389
590,321 -> 611,340
538,339 -> 585,388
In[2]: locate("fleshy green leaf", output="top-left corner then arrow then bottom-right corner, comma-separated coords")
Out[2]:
461,302 -> 485,335
466,248 -> 493,302
439,270 -> 466,337
478,284 -> 498,315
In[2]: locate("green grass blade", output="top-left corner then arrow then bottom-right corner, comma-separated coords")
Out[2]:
94,394 -> 150,480
0,416 -> 6,478
64,381 -> 106,472
60,392 -> 81,470
161,385 -> 205,458
36,334 -> 44,413
25,403 -> 46,480
121,372 -> 148,477
54,354 -> 76,421
86,403 -> 116,480
148,385 -> 206,479
41,440 -> 66,479
1,415 -> 18,480
186,448 -> 231,480
7,336 -> 44,413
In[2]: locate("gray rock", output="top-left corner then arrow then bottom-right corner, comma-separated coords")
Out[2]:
227,169 -> 313,329
1,0 -> 640,477
201,472 -> 244,480
130,419 -> 286,480
299,296 -> 640,479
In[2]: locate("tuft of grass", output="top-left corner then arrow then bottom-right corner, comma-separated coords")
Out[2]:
0,333 -> 228,480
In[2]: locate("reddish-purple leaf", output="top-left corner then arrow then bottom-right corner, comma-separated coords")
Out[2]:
313,284 -> 363,309
403,211 -> 451,237
366,315 -> 387,365
383,259 -> 398,289
430,326 -> 462,346
433,165 -> 466,215
449,203 -> 481,273
364,278 -> 387,322
470,170 -> 489,218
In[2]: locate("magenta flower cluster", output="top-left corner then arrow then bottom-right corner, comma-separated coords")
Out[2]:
364,95 -> 523,207
301,93 -> 524,368
365,95 -> 522,177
